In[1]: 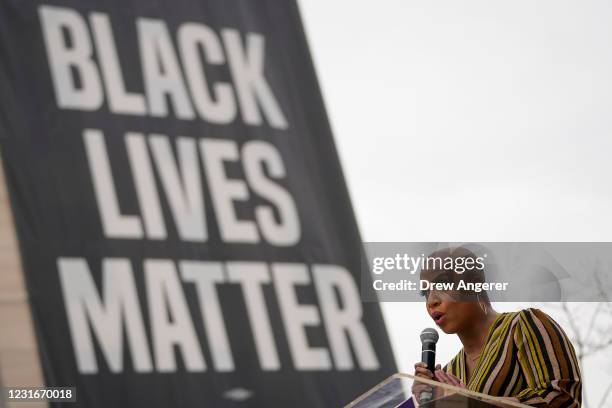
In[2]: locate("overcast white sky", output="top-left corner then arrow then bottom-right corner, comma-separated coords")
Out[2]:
297,1 -> 612,406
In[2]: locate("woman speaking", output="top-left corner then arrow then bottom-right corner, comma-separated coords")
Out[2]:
413,247 -> 582,407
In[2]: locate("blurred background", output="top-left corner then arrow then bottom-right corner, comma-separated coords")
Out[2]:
298,1 -> 612,407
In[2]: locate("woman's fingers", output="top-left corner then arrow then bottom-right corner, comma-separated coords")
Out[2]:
435,369 -> 465,388
435,369 -> 452,385
447,372 -> 461,386
415,367 -> 434,379
434,369 -> 450,384
415,362 -> 465,389
413,362 -> 434,379
449,372 -> 465,387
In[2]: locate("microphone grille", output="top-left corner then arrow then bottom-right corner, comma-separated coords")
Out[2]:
420,328 -> 439,343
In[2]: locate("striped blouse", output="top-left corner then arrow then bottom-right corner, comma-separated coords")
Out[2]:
443,308 -> 582,407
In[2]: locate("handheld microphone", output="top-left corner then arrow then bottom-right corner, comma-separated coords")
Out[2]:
420,328 -> 438,371
419,328 -> 439,403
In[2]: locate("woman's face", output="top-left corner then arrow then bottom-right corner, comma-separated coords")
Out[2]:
424,292 -> 482,334
420,269 -> 483,334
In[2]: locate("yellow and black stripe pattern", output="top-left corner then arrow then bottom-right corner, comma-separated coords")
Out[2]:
444,308 -> 582,407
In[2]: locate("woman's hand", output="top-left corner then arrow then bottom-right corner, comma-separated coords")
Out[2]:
412,362 -> 435,403
412,362 -> 467,403
414,362 -> 435,381
433,365 -> 466,389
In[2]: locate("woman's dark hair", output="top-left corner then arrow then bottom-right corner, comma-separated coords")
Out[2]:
419,246 -> 491,304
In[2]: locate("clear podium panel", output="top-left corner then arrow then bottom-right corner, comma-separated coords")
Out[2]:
344,373 -> 532,408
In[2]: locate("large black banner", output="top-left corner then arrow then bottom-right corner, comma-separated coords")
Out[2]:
0,0 -> 397,407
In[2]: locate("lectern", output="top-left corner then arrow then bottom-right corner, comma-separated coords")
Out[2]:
344,373 -> 531,408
